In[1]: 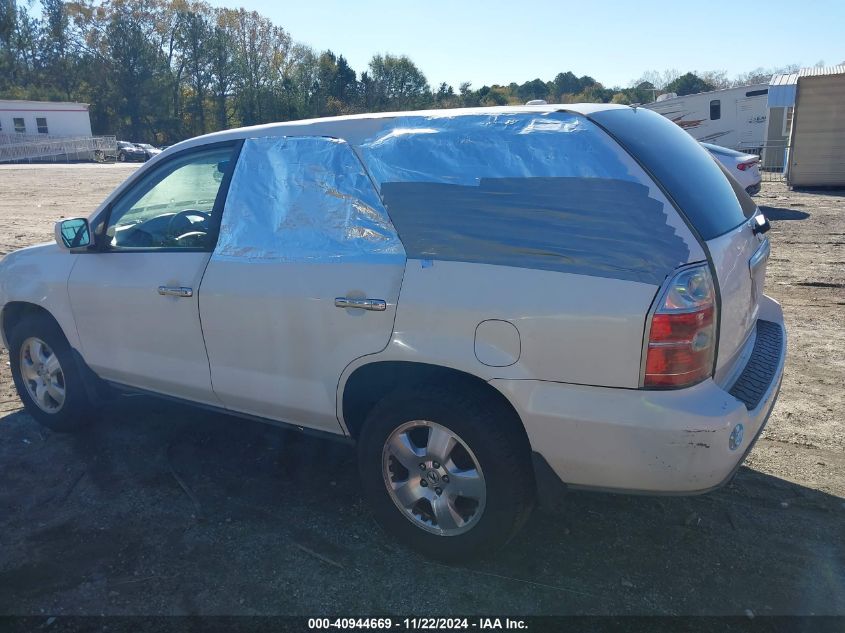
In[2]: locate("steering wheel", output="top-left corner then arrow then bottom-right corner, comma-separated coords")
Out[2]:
167,209 -> 211,244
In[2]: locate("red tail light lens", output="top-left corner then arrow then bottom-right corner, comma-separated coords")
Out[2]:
737,159 -> 758,171
644,265 -> 716,388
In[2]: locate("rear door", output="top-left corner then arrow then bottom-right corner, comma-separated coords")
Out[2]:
198,136 -> 406,433
705,217 -> 768,376
704,167 -> 770,379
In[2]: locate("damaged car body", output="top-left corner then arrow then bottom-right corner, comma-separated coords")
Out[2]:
0,104 -> 786,559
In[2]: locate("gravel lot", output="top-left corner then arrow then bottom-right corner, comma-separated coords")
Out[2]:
0,164 -> 843,616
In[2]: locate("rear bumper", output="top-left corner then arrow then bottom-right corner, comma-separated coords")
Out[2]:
494,297 -> 786,495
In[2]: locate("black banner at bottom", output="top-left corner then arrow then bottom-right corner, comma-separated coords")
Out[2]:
1,616 -> 844,633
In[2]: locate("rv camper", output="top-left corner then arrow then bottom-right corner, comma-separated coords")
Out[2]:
644,84 -> 769,150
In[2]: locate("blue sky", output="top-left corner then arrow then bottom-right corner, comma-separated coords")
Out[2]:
205,0 -> 843,89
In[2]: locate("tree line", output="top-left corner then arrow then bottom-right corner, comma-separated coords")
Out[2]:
0,0 -> 808,144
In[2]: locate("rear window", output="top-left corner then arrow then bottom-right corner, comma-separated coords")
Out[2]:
590,107 -> 754,240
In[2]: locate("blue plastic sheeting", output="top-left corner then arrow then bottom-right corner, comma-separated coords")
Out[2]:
358,113 -> 635,187
357,113 -> 691,285
215,136 -> 404,262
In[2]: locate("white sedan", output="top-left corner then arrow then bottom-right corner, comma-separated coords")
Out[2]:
703,142 -> 762,195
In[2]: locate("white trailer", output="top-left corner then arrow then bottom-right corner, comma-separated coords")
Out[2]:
0,99 -> 92,137
0,99 -> 113,163
644,84 -> 769,150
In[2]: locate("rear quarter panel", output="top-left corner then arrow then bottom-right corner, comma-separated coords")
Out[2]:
370,260 -> 660,387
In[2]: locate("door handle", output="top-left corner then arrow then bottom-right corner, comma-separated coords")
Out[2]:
158,286 -> 193,298
334,297 -> 387,311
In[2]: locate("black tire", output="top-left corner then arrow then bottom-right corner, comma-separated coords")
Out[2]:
358,384 -> 535,560
118,151 -> 125,162
8,313 -> 94,432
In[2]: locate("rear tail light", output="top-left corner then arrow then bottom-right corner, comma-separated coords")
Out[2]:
644,264 -> 717,388
737,159 -> 758,171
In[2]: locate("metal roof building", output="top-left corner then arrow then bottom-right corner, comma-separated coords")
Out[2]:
768,66 -> 845,186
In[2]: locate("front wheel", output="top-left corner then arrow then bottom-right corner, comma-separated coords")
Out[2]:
8,314 -> 95,432
358,385 -> 535,560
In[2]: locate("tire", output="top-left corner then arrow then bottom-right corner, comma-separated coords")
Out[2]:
8,313 -> 94,432
118,152 -> 125,162
358,384 -> 535,560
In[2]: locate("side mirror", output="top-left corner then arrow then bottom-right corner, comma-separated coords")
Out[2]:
55,218 -> 93,251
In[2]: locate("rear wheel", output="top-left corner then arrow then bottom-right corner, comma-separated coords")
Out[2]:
9,314 -> 94,432
358,385 -> 535,559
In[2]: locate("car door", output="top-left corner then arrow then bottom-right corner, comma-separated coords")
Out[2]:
68,142 -> 240,404
198,136 -> 406,433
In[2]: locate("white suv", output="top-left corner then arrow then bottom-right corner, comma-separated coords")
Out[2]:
0,105 -> 786,559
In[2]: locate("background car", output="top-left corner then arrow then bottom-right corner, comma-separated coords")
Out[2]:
135,143 -> 162,160
115,141 -> 147,163
702,142 -> 762,195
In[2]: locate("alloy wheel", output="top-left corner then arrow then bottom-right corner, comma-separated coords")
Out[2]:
19,337 -> 65,413
382,420 -> 486,536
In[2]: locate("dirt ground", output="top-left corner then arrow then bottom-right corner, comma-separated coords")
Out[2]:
0,164 -> 843,616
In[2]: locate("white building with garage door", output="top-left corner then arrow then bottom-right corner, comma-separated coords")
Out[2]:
766,65 -> 845,187
0,99 -> 92,138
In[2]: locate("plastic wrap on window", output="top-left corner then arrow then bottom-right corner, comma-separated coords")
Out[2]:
214,136 -> 404,262
356,112 -> 691,285
358,112 -> 636,187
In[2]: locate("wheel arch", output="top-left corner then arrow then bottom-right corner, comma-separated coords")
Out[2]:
1,302 -> 65,349
2,300 -> 110,403
341,361 -> 531,448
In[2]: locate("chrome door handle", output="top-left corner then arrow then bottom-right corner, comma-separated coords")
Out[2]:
158,286 -> 193,298
334,297 -> 387,311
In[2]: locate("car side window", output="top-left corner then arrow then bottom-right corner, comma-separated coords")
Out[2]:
105,145 -> 235,250
214,136 -> 403,262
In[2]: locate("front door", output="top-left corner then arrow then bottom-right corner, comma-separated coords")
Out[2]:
198,136 -> 406,433
68,143 -> 240,404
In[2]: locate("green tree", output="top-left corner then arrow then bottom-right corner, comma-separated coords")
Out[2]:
105,5 -> 169,140
516,78 -> 548,102
2,2 -> 39,92
313,50 -> 356,115
367,53 -> 431,110
434,81 -> 457,107
209,14 -> 235,131
39,0 -> 78,100
229,9 -> 290,125
177,7 -> 213,135
333,54 -> 356,103
458,81 -> 479,107
665,72 -> 714,96
630,80 -> 656,103
552,71 -> 580,96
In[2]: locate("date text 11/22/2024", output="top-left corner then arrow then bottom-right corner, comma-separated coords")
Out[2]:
307,618 -> 528,630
